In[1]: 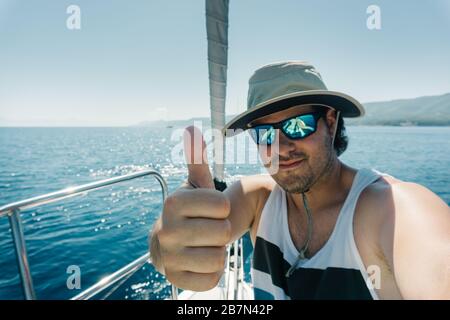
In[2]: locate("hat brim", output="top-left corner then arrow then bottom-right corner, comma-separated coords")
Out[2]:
222,90 -> 365,137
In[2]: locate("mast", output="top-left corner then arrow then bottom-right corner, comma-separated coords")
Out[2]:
205,0 -> 229,189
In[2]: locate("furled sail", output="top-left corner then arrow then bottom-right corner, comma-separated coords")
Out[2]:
205,0 -> 229,185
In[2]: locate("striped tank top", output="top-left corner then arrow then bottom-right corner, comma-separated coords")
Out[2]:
251,168 -> 387,300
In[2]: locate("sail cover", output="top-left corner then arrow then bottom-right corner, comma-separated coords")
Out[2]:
206,0 -> 229,182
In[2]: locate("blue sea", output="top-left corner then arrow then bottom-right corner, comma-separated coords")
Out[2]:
0,126 -> 449,300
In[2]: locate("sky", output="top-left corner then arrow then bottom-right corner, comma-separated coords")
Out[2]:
0,0 -> 449,126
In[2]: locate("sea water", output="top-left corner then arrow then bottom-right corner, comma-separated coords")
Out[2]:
0,126 -> 449,299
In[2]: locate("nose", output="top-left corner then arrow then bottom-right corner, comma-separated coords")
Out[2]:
274,129 -> 296,158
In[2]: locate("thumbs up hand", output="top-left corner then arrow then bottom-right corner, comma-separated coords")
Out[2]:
152,126 -> 231,291
183,126 -> 215,189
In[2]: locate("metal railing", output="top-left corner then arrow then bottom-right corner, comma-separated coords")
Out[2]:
71,252 -> 151,300
0,169 -> 178,300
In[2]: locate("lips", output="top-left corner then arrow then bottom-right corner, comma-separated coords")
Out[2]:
278,159 -> 305,170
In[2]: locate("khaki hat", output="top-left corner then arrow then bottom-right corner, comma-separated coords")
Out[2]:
223,61 -> 365,137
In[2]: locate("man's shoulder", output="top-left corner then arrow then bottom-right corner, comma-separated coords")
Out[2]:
237,174 -> 277,195
358,173 -> 401,209
229,174 -> 277,214
360,173 -> 447,215
357,172 -> 449,235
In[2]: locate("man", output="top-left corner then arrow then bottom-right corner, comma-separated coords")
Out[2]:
149,61 -> 450,299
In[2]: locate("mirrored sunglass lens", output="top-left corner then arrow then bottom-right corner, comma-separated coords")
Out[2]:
283,114 -> 317,138
250,126 -> 275,145
261,128 -> 275,145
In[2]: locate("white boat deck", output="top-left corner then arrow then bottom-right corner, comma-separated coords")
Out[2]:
178,269 -> 254,300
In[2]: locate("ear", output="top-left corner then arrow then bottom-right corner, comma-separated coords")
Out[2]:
324,109 -> 339,136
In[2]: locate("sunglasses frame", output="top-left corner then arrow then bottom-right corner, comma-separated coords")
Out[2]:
248,110 -> 326,145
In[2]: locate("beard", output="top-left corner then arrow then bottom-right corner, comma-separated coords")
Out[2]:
267,133 -> 335,193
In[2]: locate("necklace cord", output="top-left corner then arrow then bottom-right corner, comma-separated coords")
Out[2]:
285,192 -> 313,278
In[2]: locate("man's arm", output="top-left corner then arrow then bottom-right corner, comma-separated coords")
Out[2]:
224,174 -> 275,244
381,182 -> 450,299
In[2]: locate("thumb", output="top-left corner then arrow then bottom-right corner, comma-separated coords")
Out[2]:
183,126 -> 214,189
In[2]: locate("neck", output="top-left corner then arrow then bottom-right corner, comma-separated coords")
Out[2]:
288,159 -> 353,213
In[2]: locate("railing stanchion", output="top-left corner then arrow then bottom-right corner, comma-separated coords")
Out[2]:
171,284 -> 178,300
9,209 -> 36,300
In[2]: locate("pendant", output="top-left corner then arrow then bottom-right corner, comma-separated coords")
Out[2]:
299,249 -> 306,260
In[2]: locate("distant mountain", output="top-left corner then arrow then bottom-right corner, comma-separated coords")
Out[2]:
134,93 -> 450,127
346,92 -> 450,126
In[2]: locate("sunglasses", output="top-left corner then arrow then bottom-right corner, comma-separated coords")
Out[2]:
248,111 -> 325,145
